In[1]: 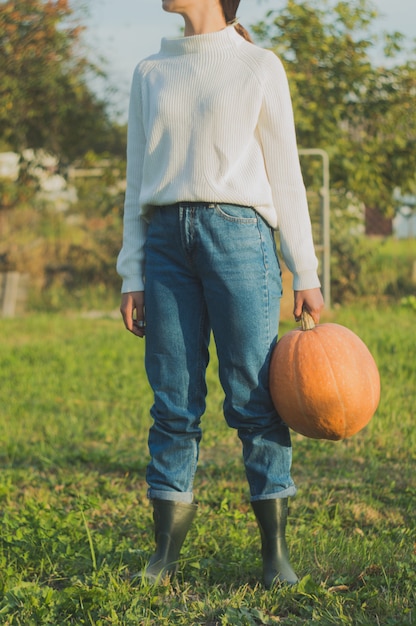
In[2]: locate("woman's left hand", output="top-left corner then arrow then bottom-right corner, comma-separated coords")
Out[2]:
293,288 -> 325,324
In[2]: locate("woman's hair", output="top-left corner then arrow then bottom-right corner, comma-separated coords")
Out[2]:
220,0 -> 253,42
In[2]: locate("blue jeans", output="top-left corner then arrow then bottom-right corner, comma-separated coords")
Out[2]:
144,203 -> 296,503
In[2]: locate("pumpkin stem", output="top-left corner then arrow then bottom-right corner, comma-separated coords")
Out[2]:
301,310 -> 316,331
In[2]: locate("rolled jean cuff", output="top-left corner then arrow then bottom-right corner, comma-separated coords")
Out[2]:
147,488 -> 194,504
250,485 -> 297,502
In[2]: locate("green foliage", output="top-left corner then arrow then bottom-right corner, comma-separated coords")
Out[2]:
0,177 -> 32,209
400,294 -> 416,311
252,0 -> 374,146
252,0 -> 416,213
0,150 -> 48,211
0,154 -> 125,309
328,192 -> 372,303
1,148 -> 413,311
47,170 -> 125,297
1,0 -> 414,312
0,0 -> 120,160
330,229 -> 416,304
0,305 -> 414,623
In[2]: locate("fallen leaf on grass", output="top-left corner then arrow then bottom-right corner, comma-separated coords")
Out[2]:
328,584 -> 350,593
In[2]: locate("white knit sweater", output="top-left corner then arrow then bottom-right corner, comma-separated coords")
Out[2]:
117,26 -> 320,293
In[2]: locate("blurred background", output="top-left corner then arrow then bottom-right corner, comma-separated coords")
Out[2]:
1,0 -> 415,317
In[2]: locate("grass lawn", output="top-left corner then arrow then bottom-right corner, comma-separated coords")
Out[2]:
0,304 -> 414,625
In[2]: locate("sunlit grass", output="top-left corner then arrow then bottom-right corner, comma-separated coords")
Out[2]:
0,304 -> 414,624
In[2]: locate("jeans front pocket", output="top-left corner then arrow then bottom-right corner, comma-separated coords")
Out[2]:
213,203 -> 258,224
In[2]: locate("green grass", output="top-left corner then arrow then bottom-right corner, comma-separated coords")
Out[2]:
0,305 -> 414,625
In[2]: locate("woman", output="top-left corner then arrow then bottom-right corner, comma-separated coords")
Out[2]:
118,0 -> 324,588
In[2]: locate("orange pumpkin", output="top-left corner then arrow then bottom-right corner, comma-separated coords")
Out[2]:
269,312 -> 380,440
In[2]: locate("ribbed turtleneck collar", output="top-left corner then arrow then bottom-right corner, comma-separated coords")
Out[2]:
160,25 -> 241,56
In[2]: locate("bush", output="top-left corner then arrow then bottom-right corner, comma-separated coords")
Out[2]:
329,192 -> 415,304
1,170 -> 414,312
0,154 -> 126,312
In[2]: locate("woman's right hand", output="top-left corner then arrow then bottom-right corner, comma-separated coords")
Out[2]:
120,291 -> 146,337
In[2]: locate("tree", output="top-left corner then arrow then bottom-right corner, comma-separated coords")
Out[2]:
344,58 -> 416,211
0,0 -> 118,161
252,0 -> 416,213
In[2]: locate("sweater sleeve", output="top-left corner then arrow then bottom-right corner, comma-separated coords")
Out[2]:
257,53 -> 320,291
116,67 -> 148,293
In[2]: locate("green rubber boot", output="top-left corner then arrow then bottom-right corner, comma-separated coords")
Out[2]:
251,498 -> 298,588
143,499 -> 198,583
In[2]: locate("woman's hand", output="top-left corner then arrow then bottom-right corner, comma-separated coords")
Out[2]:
120,291 -> 146,337
293,288 -> 324,324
